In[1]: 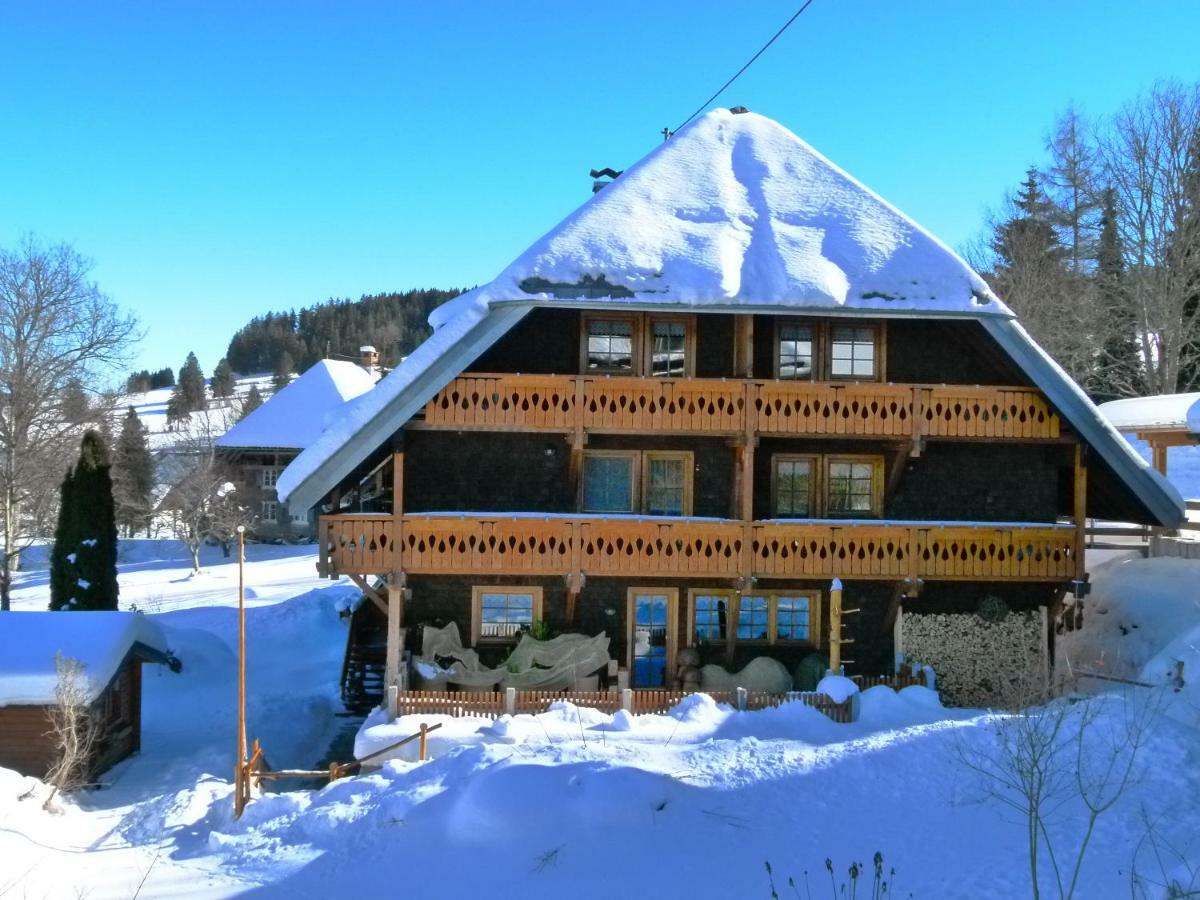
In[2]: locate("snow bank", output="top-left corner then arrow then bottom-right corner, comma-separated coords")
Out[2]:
0,611 -> 170,706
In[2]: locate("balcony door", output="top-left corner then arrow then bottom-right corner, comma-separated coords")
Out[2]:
627,588 -> 678,688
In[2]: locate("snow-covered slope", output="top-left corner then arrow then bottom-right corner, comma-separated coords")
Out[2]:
120,373 -> 275,453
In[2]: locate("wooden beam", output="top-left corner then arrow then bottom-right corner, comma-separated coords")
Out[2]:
348,574 -> 387,616
884,444 -> 911,507
882,582 -> 906,634
385,573 -> 405,697
828,579 -> 844,674
1074,443 -> 1088,581
733,315 -> 754,379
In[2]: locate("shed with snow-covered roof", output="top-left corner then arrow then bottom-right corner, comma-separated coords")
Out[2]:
0,612 -> 180,780
271,108 -> 1184,710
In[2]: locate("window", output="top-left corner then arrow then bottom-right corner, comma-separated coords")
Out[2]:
260,500 -> 278,523
582,452 -> 638,513
777,322 -> 815,380
289,506 -> 309,524
772,455 -> 817,517
628,588 -> 678,687
689,590 -> 732,644
472,586 -> 544,643
585,317 -> 637,373
582,450 -> 693,516
580,313 -> 694,377
643,451 -> 692,516
260,467 -> 279,489
826,456 -> 882,515
648,318 -> 688,377
736,595 -> 771,641
830,325 -> 878,379
774,592 -> 818,643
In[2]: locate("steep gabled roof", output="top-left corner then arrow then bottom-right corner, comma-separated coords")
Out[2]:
216,359 -> 376,452
277,110 -> 1183,528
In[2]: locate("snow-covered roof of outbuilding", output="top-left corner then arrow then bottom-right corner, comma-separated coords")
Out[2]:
1098,393 -> 1200,434
429,108 -> 1007,327
216,360 -> 376,452
0,612 -> 174,707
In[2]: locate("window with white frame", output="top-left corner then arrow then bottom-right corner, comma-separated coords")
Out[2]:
260,467 -> 280,489
260,500 -> 278,523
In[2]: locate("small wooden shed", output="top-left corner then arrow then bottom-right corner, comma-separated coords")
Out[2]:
0,612 -> 180,781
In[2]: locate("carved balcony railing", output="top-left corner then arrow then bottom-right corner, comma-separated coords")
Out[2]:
419,374 -> 1061,440
319,514 -> 1078,583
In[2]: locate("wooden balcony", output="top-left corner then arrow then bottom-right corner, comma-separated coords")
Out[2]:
319,513 -> 1078,583
419,374 -> 1062,441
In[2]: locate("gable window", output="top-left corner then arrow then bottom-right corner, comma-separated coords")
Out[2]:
472,586 -> 543,643
830,325 -> 878,379
260,467 -> 279,489
582,451 -> 638,513
772,455 -> 817,517
643,451 -> 692,516
582,450 -> 693,516
777,322 -> 815,380
826,456 -> 883,515
648,318 -> 689,377
585,316 -> 637,373
689,590 -> 732,644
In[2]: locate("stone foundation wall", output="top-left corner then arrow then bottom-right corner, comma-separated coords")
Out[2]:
899,605 -> 1047,708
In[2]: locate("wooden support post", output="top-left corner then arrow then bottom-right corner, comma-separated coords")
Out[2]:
1151,439 -> 1168,475
419,723 -> 428,761
385,573 -> 405,712
828,577 -> 843,675
234,525 -> 247,819
734,315 -> 754,379
1074,443 -> 1088,581
392,433 -> 405,569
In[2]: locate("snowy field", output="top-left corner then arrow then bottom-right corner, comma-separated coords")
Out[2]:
2,543 -> 1199,898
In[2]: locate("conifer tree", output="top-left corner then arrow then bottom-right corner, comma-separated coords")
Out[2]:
272,351 -> 294,391
239,384 -> 264,421
49,431 -> 119,611
177,352 -> 207,411
1094,187 -> 1141,399
211,358 -> 235,399
112,408 -> 154,537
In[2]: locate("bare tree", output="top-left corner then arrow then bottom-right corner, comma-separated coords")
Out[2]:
1045,106 -> 1102,274
157,408 -> 251,572
1098,81 -> 1200,393
42,653 -> 101,809
0,238 -> 139,610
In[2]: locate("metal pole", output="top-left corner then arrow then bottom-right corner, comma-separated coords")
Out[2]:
235,525 -> 246,816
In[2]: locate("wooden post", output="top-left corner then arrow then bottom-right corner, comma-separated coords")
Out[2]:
392,433 -> 405,569
734,316 -> 754,379
1151,439 -> 1168,475
828,577 -> 843,675
1074,443 -> 1088,580
419,723 -> 428,761
234,525 -> 247,819
385,574 -> 405,717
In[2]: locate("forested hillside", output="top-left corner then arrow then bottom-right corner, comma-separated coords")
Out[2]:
224,288 -> 466,374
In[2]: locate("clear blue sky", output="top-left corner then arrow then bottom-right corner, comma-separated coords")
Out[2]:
2,1 -> 1198,377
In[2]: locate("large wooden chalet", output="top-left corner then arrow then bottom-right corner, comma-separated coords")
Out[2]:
279,108 -> 1182,709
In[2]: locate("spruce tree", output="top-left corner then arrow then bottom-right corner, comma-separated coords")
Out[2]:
239,384 -> 264,421
112,407 -> 155,537
178,352 -> 207,411
49,431 -> 120,611
211,358 -> 235,399
1094,187 -> 1140,400
272,351 -> 294,391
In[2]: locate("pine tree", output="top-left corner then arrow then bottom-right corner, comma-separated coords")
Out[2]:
112,408 -> 154,537
273,351 -> 294,391
211,358 -> 235,399
178,352 -> 207,411
1094,187 -> 1141,400
49,431 -> 119,611
239,384 -> 264,421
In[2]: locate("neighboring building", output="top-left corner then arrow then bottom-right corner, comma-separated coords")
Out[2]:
1098,393 -> 1200,500
216,357 -> 377,539
278,109 -> 1182,707
0,612 -> 180,780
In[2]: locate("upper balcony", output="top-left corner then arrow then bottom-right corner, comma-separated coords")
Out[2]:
415,374 -> 1062,442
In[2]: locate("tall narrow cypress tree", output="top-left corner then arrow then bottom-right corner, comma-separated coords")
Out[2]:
49,431 -> 120,611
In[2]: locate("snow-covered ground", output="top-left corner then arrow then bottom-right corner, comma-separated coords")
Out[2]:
121,374 -> 276,453
2,545 -> 1199,898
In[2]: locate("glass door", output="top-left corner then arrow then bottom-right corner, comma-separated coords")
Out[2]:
628,589 -> 677,687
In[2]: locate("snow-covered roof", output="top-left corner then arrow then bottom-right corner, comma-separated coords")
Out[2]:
216,360 -> 377,452
276,109 -> 1183,528
430,108 -> 1007,325
0,612 -> 173,707
1097,393 -> 1200,434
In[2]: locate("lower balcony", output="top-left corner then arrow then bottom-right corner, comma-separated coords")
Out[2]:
319,513 -> 1078,583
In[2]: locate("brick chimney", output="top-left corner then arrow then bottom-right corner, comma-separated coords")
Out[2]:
360,345 -> 379,373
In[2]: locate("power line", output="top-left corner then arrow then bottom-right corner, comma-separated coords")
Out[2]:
673,0 -> 818,135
